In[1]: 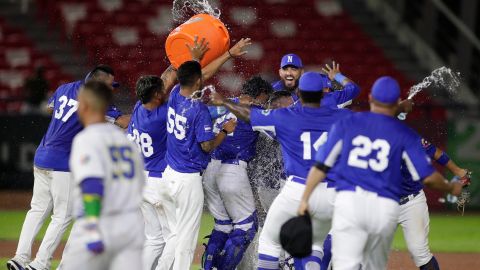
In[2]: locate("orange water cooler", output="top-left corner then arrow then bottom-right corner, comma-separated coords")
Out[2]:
165,14 -> 230,68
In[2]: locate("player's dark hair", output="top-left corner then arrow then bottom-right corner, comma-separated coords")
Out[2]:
136,75 -> 164,104
177,61 -> 202,87
83,81 -> 113,109
298,90 -> 323,104
269,90 -> 292,103
241,76 -> 274,98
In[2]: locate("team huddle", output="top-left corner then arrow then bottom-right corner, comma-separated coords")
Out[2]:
7,36 -> 472,270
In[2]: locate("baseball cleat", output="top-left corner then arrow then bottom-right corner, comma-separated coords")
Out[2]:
6,259 -> 26,270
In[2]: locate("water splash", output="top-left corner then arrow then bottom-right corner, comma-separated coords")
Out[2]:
191,84 -> 215,100
407,66 -> 461,100
172,0 -> 221,23
399,66 -> 461,120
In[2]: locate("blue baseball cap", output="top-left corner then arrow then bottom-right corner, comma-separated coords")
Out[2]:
299,72 -> 331,92
371,76 -> 400,104
280,53 -> 303,69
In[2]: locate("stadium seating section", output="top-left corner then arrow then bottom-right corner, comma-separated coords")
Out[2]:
0,17 -> 72,113
2,0 -> 438,123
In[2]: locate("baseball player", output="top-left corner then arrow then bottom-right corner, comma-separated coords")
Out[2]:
156,60 -> 238,270
126,36 -> 210,270
210,71 -> 352,270
126,36 -> 250,270
7,65 -> 123,270
397,139 -> 471,269
58,81 -> 145,270
202,76 -> 273,270
272,54 -> 360,108
298,76 -> 464,270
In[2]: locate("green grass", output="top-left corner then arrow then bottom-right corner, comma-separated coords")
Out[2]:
1,211 -> 478,270
392,214 -> 480,252
0,211 -> 213,269
0,210 -> 215,244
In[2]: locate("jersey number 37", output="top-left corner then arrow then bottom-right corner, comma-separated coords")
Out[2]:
347,135 -> 391,172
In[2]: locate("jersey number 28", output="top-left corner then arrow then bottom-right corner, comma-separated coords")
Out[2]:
347,135 -> 390,172
129,129 -> 154,157
167,107 -> 187,140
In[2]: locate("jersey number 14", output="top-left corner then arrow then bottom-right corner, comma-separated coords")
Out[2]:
300,132 -> 328,160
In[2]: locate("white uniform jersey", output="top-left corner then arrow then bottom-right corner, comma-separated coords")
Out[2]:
69,122 -> 145,218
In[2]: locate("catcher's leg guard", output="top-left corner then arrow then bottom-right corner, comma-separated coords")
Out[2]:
217,213 -> 258,270
419,256 -> 440,270
202,220 -> 231,270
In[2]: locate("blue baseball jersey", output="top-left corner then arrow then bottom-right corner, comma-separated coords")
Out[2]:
211,98 -> 258,162
315,112 -> 435,202
251,105 -> 352,179
165,84 -> 215,173
34,80 -> 122,171
321,82 -> 360,108
127,101 -> 168,174
400,138 -> 437,197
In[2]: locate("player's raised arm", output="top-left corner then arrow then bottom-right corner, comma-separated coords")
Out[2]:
423,139 -> 471,180
322,61 -> 360,107
201,38 -> 251,81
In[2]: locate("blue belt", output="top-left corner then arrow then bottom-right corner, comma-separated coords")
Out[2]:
399,191 -> 420,205
148,171 -> 163,178
221,159 -> 246,165
290,176 -> 306,185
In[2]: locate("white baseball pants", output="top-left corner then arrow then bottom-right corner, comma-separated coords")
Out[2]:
258,178 -> 334,261
141,173 -> 174,270
156,166 -> 204,270
59,210 -> 144,270
398,190 -> 433,267
203,159 -> 256,229
14,167 -> 73,270
332,188 -> 399,270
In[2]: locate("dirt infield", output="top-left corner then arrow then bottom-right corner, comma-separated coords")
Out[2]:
0,240 -> 478,269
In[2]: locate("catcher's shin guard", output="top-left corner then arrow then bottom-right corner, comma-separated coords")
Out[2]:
202,229 -> 229,270
217,213 -> 258,270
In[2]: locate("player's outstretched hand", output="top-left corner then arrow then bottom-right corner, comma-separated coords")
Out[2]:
228,38 -> 252,57
209,91 -> 226,106
450,181 -> 463,197
84,218 -> 104,255
459,169 -> 472,187
187,35 -> 210,62
297,200 -> 309,216
222,118 -> 237,134
399,99 -> 414,113
322,61 -> 341,80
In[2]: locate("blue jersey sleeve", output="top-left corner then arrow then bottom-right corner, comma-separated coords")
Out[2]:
195,105 -> 215,143
421,138 -> 436,158
315,120 -> 345,167
402,136 -> 435,181
332,82 -> 360,107
106,105 -> 122,120
250,108 -> 279,136
47,91 -> 57,109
